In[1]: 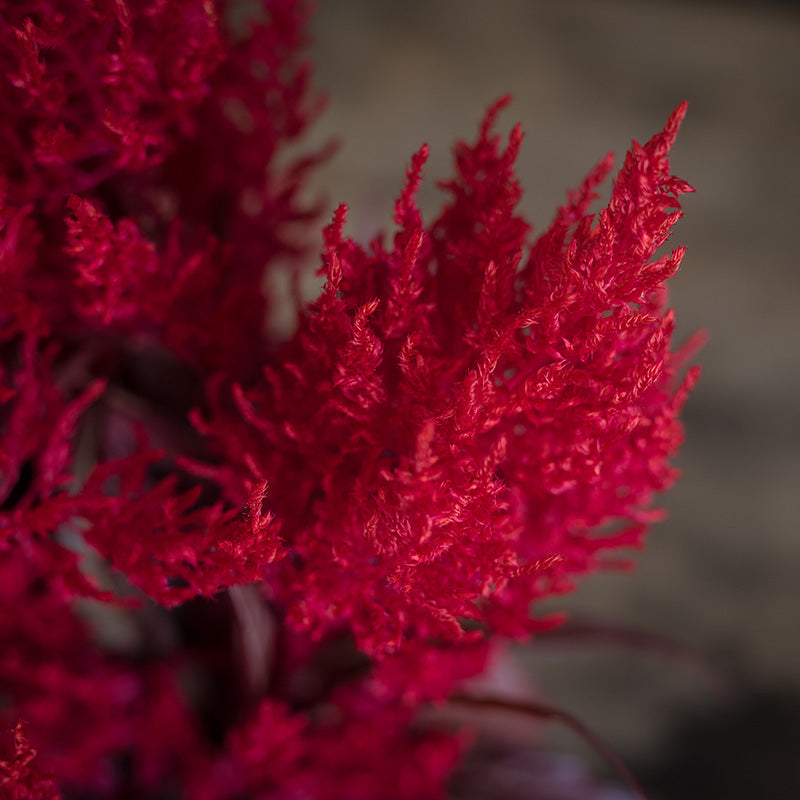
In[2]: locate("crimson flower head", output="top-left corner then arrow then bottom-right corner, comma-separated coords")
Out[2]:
0,1 -> 699,797
197,97 -> 698,658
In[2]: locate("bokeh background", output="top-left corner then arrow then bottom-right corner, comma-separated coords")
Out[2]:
302,1 -> 800,797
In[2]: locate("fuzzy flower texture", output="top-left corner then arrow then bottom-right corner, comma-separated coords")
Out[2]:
0,1 -> 699,798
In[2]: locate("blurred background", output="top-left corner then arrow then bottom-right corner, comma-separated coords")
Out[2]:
303,1 -> 800,797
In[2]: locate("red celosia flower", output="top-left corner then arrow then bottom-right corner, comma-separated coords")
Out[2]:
0,1 -> 699,797
194,97 -> 698,658
0,723 -> 61,800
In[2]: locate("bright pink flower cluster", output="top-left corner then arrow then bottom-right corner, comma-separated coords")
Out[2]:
0,1 -> 698,798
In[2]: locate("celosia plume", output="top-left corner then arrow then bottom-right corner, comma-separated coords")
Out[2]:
193,97 -> 698,658
0,1 -> 698,797
0,723 -> 60,800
